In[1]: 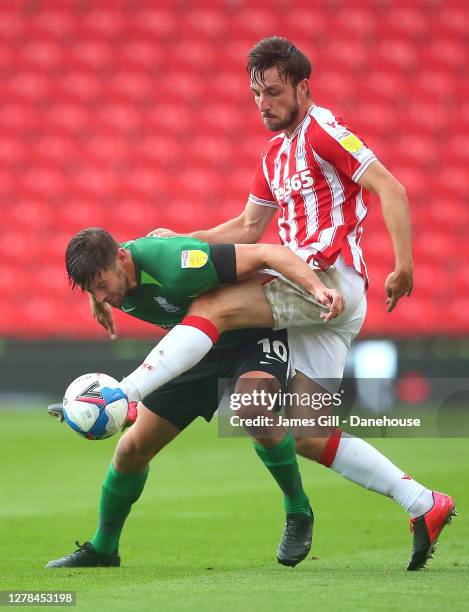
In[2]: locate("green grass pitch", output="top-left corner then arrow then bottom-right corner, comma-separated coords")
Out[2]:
1,408 -> 468,611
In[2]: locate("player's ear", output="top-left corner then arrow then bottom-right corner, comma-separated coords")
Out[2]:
298,78 -> 310,101
117,247 -> 128,264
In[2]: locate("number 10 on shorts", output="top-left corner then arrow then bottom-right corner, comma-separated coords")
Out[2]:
257,338 -> 288,362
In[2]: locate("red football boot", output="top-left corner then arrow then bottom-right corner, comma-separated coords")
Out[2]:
407,491 -> 457,571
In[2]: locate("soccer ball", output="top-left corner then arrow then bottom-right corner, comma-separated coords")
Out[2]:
63,373 -> 128,440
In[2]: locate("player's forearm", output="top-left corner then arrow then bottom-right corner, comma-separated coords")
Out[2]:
190,214 -> 260,244
379,185 -> 413,271
239,244 -> 326,294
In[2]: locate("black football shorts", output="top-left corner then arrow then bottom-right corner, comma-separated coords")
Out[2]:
143,328 -> 289,431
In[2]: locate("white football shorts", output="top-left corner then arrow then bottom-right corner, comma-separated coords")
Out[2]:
262,255 -> 367,392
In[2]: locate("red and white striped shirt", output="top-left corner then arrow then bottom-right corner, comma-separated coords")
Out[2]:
248,105 -> 377,284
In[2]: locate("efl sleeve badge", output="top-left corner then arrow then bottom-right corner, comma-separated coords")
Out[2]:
339,133 -> 364,153
181,250 -> 209,268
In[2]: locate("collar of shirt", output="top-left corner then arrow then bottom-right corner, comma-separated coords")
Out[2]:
283,103 -> 316,143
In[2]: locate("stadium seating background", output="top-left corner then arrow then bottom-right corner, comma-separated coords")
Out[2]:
0,0 -> 467,339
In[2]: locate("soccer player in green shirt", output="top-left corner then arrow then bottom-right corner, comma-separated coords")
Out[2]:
46,227 -> 344,569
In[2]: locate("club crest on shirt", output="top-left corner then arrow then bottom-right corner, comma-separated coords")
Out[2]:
339,133 -> 364,153
295,142 -> 306,159
181,250 -> 208,269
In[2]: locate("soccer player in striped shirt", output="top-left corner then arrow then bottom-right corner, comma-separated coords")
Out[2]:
153,37 -> 455,571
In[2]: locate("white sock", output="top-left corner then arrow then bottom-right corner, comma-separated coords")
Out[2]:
328,433 -> 434,518
121,316 -> 219,403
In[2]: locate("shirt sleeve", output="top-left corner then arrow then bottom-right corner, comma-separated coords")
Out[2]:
248,153 -> 278,208
308,112 -> 377,183
209,244 -> 237,283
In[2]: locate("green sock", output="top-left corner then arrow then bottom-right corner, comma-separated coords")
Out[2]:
90,462 -> 149,554
254,432 -> 310,516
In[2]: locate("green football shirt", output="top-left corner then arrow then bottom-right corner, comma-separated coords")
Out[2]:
120,236 -> 220,329
119,235 -> 258,350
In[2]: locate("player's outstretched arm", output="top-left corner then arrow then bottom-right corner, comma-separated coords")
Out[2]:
234,243 -> 344,321
358,160 -> 414,312
149,201 -> 277,245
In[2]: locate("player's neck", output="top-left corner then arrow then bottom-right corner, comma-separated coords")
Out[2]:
284,100 -> 314,139
124,251 -> 138,290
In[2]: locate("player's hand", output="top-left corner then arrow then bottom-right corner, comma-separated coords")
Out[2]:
385,267 -> 413,312
314,287 -> 345,322
147,227 -> 179,238
90,296 -> 117,340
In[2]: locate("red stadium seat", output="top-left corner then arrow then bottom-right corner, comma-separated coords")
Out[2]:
68,40 -> 115,71
96,103 -> 142,132
196,103 -> 246,137
0,135 -> 27,166
0,10 -> 25,41
137,134 -> 182,166
413,264 -> 448,297
400,101 -> 448,135
412,70 -> 458,103
335,8 -> 377,37
374,38 -> 419,71
80,8 -> 126,37
43,103 -> 92,134
446,298 -> 469,333
117,39 -> 165,71
413,232 -> 455,262
433,7 -> 469,37
420,38 -> 467,72
57,70 -> 103,103
391,133 -> 439,168
182,8 -> 229,38
423,197 -> 468,232
376,8 -> 428,39
312,71 -> 359,109
30,8 -> 76,38
6,71 -> 50,102
106,70 -> 155,103
170,39 -> 219,70
230,9 -> 281,38
442,135 -> 469,165
0,103 -> 37,133
352,103 -> 397,137
281,8 -> 329,37
19,40 -> 64,70
132,9 -> 179,38
56,197 -> 110,233
430,165 -> 467,199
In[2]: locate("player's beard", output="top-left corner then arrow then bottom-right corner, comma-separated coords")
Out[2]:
264,100 -> 300,132
113,268 -> 131,307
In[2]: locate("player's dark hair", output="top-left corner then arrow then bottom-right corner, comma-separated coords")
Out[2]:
247,36 -> 311,87
66,227 -> 119,291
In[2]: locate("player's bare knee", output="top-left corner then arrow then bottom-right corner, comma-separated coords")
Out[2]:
236,373 -> 281,420
295,437 -> 325,460
187,290 -> 233,331
114,430 -> 156,472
